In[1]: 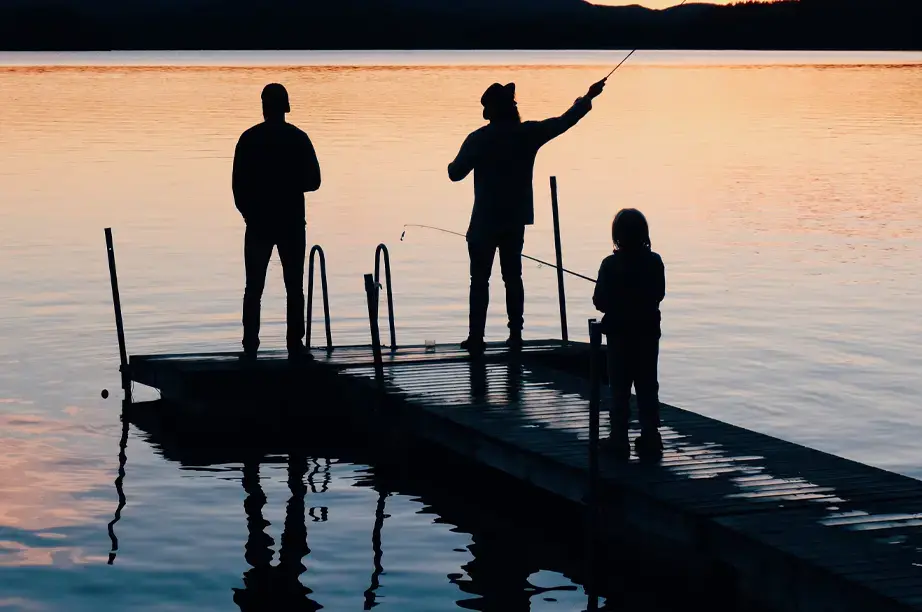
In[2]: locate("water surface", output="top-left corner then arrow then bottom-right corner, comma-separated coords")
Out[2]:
1,50 -> 922,610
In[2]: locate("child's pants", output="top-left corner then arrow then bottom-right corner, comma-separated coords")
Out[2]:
606,336 -> 660,434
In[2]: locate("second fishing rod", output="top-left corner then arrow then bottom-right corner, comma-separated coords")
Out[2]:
401,177 -> 598,285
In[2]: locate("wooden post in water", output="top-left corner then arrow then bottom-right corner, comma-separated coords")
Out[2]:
364,273 -> 384,379
550,177 -> 569,344
105,228 -> 130,396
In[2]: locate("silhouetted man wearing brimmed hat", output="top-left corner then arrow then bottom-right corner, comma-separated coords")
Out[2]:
448,79 -> 605,354
233,83 -> 321,361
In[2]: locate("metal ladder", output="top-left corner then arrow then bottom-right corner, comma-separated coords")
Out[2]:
306,245 -> 333,352
374,243 -> 397,351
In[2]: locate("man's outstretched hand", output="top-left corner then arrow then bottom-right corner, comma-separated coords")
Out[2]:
587,79 -> 606,100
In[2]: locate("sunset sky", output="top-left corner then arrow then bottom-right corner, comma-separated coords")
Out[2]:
593,0 -> 736,6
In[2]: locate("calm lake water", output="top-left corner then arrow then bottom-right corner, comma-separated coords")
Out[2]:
1,50 -> 922,610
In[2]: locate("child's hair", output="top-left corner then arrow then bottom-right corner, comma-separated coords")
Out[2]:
612,208 -> 651,252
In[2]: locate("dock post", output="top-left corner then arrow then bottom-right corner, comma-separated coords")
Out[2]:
586,318 -> 602,608
105,228 -> 130,398
364,274 -> 384,379
550,177 -> 569,344
588,318 -> 602,499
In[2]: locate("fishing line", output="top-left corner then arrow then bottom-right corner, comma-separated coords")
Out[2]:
400,224 -> 597,284
602,0 -> 690,81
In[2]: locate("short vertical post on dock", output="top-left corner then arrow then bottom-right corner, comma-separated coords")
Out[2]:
364,273 -> 384,379
105,228 -> 130,396
550,176 -> 569,344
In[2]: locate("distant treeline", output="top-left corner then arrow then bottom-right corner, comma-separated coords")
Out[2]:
0,0 -> 919,51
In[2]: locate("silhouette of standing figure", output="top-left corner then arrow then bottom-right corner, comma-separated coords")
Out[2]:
593,209 -> 666,463
233,83 -> 321,361
448,79 -> 606,355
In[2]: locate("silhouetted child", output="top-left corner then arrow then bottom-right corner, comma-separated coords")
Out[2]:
592,209 -> 666,461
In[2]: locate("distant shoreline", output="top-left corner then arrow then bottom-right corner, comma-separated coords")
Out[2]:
0,1 -> 919,53
2,49 -> 922,68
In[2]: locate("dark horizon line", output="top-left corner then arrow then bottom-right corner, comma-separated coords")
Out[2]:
0,0 -> 919,53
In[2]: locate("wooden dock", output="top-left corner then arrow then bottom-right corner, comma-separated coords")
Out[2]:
126,339 -> 922,612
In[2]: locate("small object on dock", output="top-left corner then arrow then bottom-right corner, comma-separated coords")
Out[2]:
101,389 -> 109,399
425,339 -> 436,352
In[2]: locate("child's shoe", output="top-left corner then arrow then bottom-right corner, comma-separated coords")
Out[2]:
634,429 -> 664,463
601,429 -> 631,461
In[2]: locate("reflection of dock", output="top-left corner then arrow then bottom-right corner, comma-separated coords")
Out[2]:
124,341 -> 922,612
126,398 -> 673,611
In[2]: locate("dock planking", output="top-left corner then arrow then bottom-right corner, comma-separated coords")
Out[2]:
128,340 -> 922,612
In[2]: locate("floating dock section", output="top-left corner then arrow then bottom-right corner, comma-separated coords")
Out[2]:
105,226 -> 922,612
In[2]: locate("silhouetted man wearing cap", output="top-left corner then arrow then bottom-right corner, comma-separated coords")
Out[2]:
448,79 -> 605,354
233,83 -> 321,361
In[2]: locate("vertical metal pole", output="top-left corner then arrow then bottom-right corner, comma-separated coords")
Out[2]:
307,253 -> 315,350
550,176 -> 569,343
321,257 -> 332,351
586,318 -> 602,609
589,319 -> 601,495
364,274 -> 384,378
105,228 -> 130,395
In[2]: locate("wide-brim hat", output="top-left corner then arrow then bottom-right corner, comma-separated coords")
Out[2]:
481,82 -> 516,109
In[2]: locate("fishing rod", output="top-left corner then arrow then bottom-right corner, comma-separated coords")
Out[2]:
400,224 -> 597,284
401,14 -> 698,286
601,0 -> 690,81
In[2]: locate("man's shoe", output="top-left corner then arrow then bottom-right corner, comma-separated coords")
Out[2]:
460,337 -> 486,356
240,348 -> 258,363
288,344 -> 314,363
505,331 -> 523,351
600,433 -> 631,461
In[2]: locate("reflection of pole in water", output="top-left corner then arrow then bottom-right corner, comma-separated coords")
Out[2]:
363,488 -> 389,610
307,458 -> 332,494
107,408 -> 130,565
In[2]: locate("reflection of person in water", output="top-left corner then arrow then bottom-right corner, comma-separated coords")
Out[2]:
233,455 -> 321,611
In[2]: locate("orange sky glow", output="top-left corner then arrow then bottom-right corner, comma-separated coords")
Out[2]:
592,0 -> 740,6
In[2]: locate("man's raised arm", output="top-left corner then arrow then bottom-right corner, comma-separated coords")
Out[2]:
532,79 -> 606,148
